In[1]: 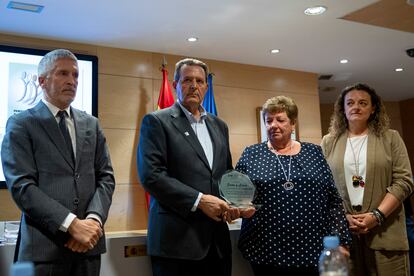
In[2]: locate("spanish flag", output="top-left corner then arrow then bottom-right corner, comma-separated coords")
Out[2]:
157,67 -> 174,110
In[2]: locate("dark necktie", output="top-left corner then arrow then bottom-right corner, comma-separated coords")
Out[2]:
57,110 -> 74,162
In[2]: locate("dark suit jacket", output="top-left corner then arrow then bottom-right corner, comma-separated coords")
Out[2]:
137,102 -> 233,260
1,101 -> 115,262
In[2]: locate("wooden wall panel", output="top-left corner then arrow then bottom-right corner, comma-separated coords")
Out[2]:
303,137 -> 325,145
384,102 -> 403,136
293,94 -> 322,140
99,75 -> 153,129
216,87 -> 321,140
151,53 -> 182,81
217,86 -> 268,135
320,104 -> 334,136
208,60 -> 318,94
0,34 -> 97,55
0,191 -> 20,220
151,53 -> 319,94
229,134 -> 258,167
98,47 -> 153,78
105,184 -> 147,232
104,129 -> 139,185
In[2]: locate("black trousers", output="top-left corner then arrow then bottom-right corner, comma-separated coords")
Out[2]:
151,246 -> 231,276
34,255 -> 101,276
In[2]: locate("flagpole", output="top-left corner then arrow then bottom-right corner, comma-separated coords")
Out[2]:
160,56 -> 167,70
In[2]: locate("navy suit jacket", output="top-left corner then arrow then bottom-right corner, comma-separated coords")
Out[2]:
137,102 -> 233,260
1,101 -> 115,262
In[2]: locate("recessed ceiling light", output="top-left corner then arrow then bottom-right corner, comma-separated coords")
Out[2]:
270,49 -> 280,54
7,1 -> 44,13
187,37 -> 198,42
395,68 -> 404,72
340,59 -> 348,64
304,6 -> 327,15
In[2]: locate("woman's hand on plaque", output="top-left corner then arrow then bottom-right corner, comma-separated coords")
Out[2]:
240,206 -> 256,218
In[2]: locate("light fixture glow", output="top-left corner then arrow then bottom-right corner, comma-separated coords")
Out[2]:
187,37 -> 198,42
304,6 -> 327,15
340,59 -> 348,64
395,68 -> 404,72
7,1 -> 44,13
270,49 -> 280,54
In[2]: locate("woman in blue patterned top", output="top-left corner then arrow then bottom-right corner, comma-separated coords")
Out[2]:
236,96 -> 351,275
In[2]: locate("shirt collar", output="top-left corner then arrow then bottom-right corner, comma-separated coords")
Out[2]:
177,100 -> 207,122
42,99 -> 71,118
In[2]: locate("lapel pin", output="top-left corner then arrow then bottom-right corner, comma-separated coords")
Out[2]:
184,131 -> 189,136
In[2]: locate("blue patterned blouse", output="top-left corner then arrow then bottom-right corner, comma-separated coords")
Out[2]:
236,142 -> 351,268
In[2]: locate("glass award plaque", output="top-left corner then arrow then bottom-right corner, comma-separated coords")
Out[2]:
218,170 -> 256,208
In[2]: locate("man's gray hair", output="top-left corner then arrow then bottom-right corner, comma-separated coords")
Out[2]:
173,58 -> 209,82
38,49 -> 78,78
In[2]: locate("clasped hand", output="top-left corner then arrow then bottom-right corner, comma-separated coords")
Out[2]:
198,194 -> 256,223
65,218 -> 103,253
347,213 -> 378,234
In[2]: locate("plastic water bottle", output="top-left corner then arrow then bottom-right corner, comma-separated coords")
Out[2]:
319,236 -> 348,276
10,262 -> 34,276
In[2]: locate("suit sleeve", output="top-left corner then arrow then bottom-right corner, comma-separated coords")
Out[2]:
320,134 -> 333,157
223,121 -> 233,171
316,145 -> 351,246
1,116 -> 71,235
85,119 -> 115,224
137,113 -> 200,217
386,130 -> 413,201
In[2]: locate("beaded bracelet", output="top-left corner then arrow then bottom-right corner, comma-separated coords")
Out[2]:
371,210 -> 382,225
372,208 -> 385,226
375,208 -> 386,220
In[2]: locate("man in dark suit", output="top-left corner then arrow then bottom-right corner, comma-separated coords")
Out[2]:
138,58 -> 249,276
1,49 -> 115,276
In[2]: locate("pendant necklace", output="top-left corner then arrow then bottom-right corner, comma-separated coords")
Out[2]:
348,135 -> 368,188
268,141 -> 294,191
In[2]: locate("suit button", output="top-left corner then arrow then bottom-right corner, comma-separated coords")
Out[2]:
73,198 -> 79,205
74,173 -> 80,179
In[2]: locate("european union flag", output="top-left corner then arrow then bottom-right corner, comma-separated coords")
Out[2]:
202,73 -> 218,116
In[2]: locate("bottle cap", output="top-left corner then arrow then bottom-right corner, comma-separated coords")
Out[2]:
323,236 -> 339,249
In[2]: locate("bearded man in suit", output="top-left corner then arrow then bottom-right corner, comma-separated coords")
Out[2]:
137,58 -> 254,276
1,49 -> 115,276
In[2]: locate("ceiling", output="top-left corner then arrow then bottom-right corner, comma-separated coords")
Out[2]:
1,0 -> 413,103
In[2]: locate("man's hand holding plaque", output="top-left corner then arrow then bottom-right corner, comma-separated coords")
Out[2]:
219,170 -> 257,220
